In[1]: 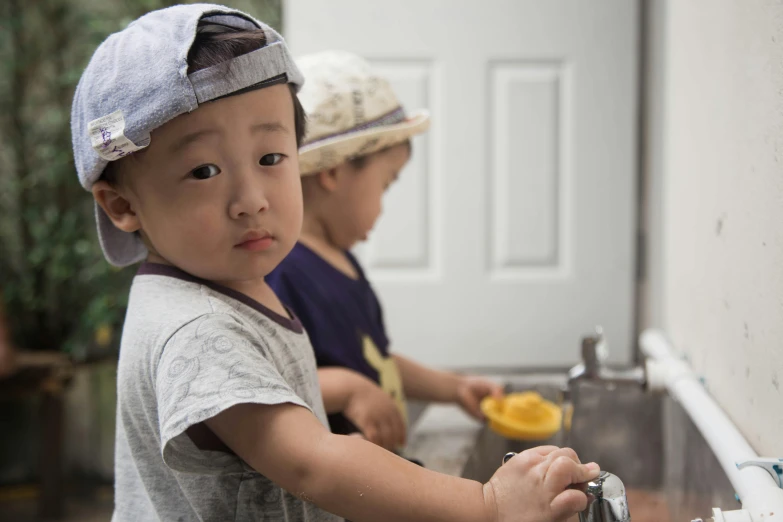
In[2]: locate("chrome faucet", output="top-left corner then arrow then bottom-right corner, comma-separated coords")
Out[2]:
556,326 -> 647,446
555,326 -> 648,458
567,326 -> 646,391
545,329 -> 640,521
580,471 -> 631,522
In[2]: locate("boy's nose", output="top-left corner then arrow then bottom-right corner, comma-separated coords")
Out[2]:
228,168 -> 269,219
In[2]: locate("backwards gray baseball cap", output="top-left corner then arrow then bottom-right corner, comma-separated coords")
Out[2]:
71,3 -> 304,267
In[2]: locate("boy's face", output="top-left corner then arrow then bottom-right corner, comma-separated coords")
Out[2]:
95,85 -> 302,283
325,143 -> 410,249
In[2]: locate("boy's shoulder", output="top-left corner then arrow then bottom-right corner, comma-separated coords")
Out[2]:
127,265 -> 227,330
270,242 -> 313,272
267,243 -> 321,289
124,263 -> 303,353
269,242 -> 366,284
121,269 -> 237,367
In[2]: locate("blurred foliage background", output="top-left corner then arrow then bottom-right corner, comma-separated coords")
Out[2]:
0,0 -> 283,360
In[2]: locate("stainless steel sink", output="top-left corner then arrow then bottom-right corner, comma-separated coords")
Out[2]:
407,371 -> 739,521
460,381 -> 664,488
453,378 -> 739,521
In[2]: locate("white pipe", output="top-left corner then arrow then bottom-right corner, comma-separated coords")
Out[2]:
640,329 -> 783,522
713,508 -> 754,522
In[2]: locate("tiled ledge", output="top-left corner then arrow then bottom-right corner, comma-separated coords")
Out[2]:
405,404 -> 484,476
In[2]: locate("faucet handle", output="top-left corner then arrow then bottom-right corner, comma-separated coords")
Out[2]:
580,471 -> 631,522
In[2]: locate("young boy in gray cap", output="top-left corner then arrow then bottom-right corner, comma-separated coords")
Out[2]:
72,5 -> 599,522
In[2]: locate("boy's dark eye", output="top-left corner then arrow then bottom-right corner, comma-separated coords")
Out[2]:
190,164 -> 221,180
259,153 -> 284,167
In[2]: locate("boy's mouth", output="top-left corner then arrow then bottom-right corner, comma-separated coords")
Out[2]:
236,230 -> 274,252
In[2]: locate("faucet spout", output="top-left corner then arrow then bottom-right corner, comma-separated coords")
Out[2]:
559,326 -> 647,445
567,326 -> 647,390
580,471 -> 631,522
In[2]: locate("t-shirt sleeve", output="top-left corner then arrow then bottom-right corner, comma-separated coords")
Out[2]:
155,312 -> 312,474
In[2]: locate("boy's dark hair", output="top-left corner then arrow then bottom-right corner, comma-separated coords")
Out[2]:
348,139 -> 412,171
101,20 -> 306,184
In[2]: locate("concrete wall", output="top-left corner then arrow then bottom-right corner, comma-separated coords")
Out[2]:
643,0 -> 783,456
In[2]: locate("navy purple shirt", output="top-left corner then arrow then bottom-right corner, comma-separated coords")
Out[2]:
267,242 -> 407,436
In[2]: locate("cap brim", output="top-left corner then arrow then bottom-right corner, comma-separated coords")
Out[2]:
298,110 -> 430,175
95,202 -> 147,267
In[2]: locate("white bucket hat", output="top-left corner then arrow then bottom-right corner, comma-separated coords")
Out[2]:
297,51 -> 430,175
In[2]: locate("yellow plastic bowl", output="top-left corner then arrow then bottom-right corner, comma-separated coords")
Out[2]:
480,391 -> 562,441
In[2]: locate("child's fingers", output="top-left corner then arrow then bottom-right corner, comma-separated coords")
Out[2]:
549,488 -> 589,520
544,457 -> 600,496
577,462 -> 600,482
473,378 -> 504,400
377,421 -> 395,450
390,411 -> 407,447
504,446 -> 581,475
364,424 -> 383,448
544,446 -> 581,464
379,405 -> 402,448
527,445 -> 566,457
463,395 -> 483,420
585,462 -> 600,473
386,417 -> 404,450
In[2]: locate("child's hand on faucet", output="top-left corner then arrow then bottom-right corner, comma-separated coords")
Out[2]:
487,446 -> 600,522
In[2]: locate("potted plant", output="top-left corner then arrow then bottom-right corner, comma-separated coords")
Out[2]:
0,0 -> 282,495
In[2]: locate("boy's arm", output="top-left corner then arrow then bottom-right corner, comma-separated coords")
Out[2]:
393,354 -> 504,419
318,367 -> 406,449
318,367 -> 362,414
206,402 -> 600,521
393,354 -> 462,402
205,402 -> 490,522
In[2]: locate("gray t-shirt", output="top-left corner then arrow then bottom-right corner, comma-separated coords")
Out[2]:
112,263 -> 342,522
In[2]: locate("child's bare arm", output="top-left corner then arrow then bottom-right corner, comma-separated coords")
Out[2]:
394,354 -> 503,419
206,403 -> 599,522
394,354 -> 462,402
318,367 -> 364,413
318,367 -> 406,449
205,402 -> 490,522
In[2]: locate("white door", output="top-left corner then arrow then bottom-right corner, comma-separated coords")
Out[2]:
284,0 -> 639,368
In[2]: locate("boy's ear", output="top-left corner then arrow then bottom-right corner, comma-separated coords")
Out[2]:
92,181 -> 141,233
315,168 -> 341,193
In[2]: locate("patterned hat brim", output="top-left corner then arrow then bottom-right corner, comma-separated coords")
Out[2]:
298,110 -> 430,176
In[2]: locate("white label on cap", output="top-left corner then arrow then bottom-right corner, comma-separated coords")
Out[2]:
88,110 -> 144,161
